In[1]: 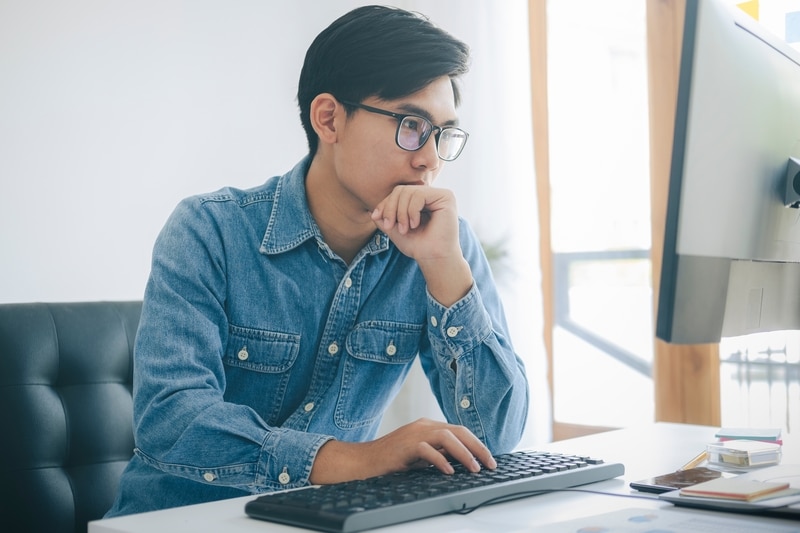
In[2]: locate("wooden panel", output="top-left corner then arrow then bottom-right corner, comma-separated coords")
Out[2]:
646,0 -> 721,425
552,422 -> 616,442
529,0 -> 556,430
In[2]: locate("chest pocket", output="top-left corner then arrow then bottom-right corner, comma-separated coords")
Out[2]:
224,325 -> 300,373
223,325 -> 301,424
346,321 -> 421,363
335,321 -> 423,430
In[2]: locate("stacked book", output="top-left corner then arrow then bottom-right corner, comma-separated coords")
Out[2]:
714,427 -> 783,445
708,428 -> 782,470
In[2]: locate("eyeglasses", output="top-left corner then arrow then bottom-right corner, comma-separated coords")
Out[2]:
341,101 -> 469,161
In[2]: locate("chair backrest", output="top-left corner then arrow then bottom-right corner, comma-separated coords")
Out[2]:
0,301 -> 141,533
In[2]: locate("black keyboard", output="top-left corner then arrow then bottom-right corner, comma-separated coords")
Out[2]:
244,450 -> 625,532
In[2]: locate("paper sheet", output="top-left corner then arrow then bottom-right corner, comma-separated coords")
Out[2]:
532,507 -> 800,532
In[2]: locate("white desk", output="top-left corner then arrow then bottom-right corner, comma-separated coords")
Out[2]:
89,423 -> 800,532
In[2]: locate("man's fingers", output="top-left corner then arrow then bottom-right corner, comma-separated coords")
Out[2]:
406,192 -> 428,230
445,425 -> 497,470
420,426 -> 494,474
394,189 -> 413,234
365,419 -> 497,480
414,441 -> 455,474
373,186 -> 442,235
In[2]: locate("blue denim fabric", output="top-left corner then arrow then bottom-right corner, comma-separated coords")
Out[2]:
106,156 -> 529,516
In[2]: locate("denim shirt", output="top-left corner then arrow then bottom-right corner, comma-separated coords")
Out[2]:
106,156 -> 529,517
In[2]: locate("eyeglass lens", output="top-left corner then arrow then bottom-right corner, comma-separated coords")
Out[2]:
438,128 -> 468,161
397,117 -> 432,151
397,116 -> 467,161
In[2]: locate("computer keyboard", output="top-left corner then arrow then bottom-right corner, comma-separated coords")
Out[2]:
244,450 -> 625,532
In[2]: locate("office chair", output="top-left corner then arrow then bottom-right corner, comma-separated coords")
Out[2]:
0,301 -> 141,533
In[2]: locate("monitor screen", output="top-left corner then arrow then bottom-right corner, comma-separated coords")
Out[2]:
657,0 -> 800,344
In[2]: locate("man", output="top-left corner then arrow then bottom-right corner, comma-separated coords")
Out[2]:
106,4 -> 528,517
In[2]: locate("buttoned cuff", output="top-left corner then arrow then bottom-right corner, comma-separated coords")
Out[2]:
260,428 -> 334,491
426,283 -> 493,359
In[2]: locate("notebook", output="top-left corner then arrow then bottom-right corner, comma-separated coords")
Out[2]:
679,477 -> 790,502
660,464 -> 800,519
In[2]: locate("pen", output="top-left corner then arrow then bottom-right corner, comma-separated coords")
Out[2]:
679,450 -> 707,471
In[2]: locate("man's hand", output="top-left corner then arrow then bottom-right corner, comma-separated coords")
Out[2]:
371,185 -> 460,261
371,185 -> 472,306
309,418 -> 497,485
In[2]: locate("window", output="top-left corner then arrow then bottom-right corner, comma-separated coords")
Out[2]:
545,0 -> 653,432
540,0 -> 800,438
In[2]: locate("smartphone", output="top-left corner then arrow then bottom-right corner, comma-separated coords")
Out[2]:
629,467 -> 723,494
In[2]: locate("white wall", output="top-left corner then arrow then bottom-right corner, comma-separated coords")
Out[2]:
1,1 -> 346,301
0,0 -> 550,444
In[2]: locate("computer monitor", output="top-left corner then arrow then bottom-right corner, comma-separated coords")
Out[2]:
656,0 -> 800,344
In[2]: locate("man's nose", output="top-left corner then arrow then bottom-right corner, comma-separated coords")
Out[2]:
411,134 -> 440,172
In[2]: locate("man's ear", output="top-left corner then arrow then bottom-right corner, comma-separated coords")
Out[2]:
309,93 -> 340,147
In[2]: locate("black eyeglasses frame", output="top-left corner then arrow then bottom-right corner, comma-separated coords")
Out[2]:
340,100 -> 469,161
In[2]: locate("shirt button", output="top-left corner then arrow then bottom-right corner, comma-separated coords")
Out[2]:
203,472 -> 217,482
430,316 -> 438,327
237,347 -> 249,361
460,397 -> 471,409
279,470 -> 291,484
447,326 -> 460,338
304,402 -> 315,412
386,343 -> 397,356
344,277 -> 352,288
328,342 -> 339,356
375,234 -> 381,246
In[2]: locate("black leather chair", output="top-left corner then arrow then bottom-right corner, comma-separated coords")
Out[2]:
0,301 -> 141,533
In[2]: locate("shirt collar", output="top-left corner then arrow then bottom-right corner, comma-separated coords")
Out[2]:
260,156 -> 319,255
259,156 -> 390,256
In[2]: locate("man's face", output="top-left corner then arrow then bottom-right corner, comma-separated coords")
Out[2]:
331,76 -> 459,213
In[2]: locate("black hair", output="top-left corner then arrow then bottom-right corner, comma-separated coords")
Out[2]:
297,5 -> 470,154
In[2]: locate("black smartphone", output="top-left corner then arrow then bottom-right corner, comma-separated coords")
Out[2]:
629,467 -> 723,494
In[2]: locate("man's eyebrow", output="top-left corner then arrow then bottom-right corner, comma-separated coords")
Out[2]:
396,103 -> 459,127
